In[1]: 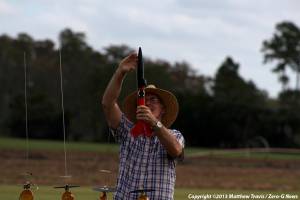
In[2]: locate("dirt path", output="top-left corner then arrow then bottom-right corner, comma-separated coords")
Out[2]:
1,149 -> 299,190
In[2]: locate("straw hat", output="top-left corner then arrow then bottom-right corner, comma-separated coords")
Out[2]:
123,85 -> 179,128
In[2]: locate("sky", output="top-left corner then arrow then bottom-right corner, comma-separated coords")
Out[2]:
1,0 -> 300,97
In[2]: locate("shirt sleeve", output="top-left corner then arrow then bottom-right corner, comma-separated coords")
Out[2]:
109,113 -> 133,143
171,129 -> 185,148
170,129 -> 185,160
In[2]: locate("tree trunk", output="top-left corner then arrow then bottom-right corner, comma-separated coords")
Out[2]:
296,71 -> 300,91
281,70 -> 288,91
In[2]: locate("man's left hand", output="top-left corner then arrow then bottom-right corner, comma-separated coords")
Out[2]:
136,105 -> 157,127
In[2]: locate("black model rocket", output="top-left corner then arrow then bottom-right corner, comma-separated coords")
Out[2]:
137,47 -> 147,88
130,47 -> 152,138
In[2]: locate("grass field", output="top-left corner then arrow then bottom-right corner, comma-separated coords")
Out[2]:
1,185 -> 299,200
1,137 -> 300,199
0,137 -> 119,153
1,137 -> 300,160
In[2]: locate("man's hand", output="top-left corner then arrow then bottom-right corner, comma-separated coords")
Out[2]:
118,53 -> 137,74
102,53 -> 137,129
136,105 -> 157,127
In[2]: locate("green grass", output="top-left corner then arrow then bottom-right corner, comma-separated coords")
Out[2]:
1,185 -> 299,200
1,136 -> 300,160
0,137 -> 119,153
185,147 -> 300,160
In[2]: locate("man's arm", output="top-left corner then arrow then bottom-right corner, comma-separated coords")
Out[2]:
102,53 -> 137,129
154,126 -> 183,158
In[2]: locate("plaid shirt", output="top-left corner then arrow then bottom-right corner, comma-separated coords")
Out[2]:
110,113 -> 185,200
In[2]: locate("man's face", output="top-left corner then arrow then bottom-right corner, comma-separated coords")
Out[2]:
145,93 -> 165,120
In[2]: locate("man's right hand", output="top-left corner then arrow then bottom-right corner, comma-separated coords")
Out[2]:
118,53 -> 138,74
102,52 -> 137,129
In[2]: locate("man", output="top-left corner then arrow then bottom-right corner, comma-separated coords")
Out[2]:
102,52 -> 184,199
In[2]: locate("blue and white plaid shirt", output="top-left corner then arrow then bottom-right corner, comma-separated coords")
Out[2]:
110,113 -> 185,200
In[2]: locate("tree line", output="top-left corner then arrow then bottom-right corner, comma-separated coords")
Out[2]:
0,21 -> 300,148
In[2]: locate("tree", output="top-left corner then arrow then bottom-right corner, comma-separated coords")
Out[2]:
169,61 -> 206,94
212,57 -> 267,147
213,57 -> 266,105
262,21 -> 300,91
2,28 -> 300,147
7,92 -> 63,139
59,28 -> 90,52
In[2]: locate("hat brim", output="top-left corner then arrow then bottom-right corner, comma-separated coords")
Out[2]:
123,87 -> 179,128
